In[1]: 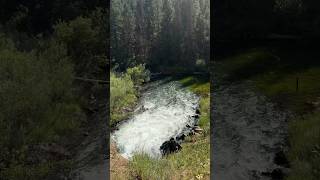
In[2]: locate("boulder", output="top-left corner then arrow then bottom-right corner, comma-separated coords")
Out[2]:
160,138 -> 182,156
176,134 -> 186,141
192,114 -> 200,119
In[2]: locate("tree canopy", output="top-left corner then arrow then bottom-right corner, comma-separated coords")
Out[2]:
111,0 -> 210,73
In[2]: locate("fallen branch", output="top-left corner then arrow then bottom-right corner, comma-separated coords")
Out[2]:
74,77 -> 109,84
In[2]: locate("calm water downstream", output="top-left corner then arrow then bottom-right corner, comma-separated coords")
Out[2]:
212,75 -> 291,180
112,79 -> 199,159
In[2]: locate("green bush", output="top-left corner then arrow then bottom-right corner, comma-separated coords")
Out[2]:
110,72 -> 137,125
0,34 -> 83,179
110,64 -> 150,126
126,64 -> 150,86
53,10 -> 107,79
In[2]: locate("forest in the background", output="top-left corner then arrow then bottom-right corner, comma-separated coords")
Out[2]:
111,0 -> 210,73
214,0 -> 320,50
0,1 -> 108,179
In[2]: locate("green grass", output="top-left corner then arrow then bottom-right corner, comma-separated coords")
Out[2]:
129,154 -> 173,180
287,113 -> 320,180
254,67 -> 320,113
217,48 -> 320,180
216,49 -> 279,81
180,76 -> 210,134
129,76 -> 210,180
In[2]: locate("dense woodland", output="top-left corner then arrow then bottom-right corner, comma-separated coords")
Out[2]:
214,0 -> 320,40
111,0 -> 210,73
0,1 -> 108,179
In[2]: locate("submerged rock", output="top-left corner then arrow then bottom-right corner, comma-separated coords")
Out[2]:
274,151 -> 290,168
160,138 -> 182,156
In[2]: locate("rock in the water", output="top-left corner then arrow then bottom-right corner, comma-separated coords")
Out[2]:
160,138 -> 182,156
196,108 -> 201,115
192,114 -> 200,119
274,151 -> 290,168
261,168 -> 285,180
271,168 -> 284,179
176,134 -> 186,141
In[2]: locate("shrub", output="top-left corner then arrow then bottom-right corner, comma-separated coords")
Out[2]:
53,12 -> 107,78
126,64 -> 150,86
110,64 -> 150,125
0,35 -> 83,179
110,72 -> 137,125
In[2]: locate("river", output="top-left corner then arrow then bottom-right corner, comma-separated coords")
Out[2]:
112,79 -> 199,159
212,73 -> 291,180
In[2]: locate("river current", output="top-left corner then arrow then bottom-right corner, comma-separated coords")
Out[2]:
112,79 -> 199,159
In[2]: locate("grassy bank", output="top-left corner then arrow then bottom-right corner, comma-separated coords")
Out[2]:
128,76 -> 210,180
216,48 -> 320,179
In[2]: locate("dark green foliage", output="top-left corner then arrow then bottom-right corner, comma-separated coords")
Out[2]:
0,0 -> 106,34
0,34 -> 83,179
0,2 -> 108,179
214,0 -> 320,40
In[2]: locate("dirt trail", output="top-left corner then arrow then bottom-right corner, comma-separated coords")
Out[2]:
110,142 -> 129,180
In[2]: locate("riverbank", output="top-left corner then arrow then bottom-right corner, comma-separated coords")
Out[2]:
216,47 -> 320,179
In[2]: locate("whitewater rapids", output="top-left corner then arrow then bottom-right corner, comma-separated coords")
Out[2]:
112,79 -> 199,159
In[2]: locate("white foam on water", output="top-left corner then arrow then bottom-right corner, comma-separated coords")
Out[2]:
112,80 -> 199,159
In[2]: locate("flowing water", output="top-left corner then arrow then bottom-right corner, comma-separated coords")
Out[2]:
212,76 -> 291,180
112,79 -> 199,159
